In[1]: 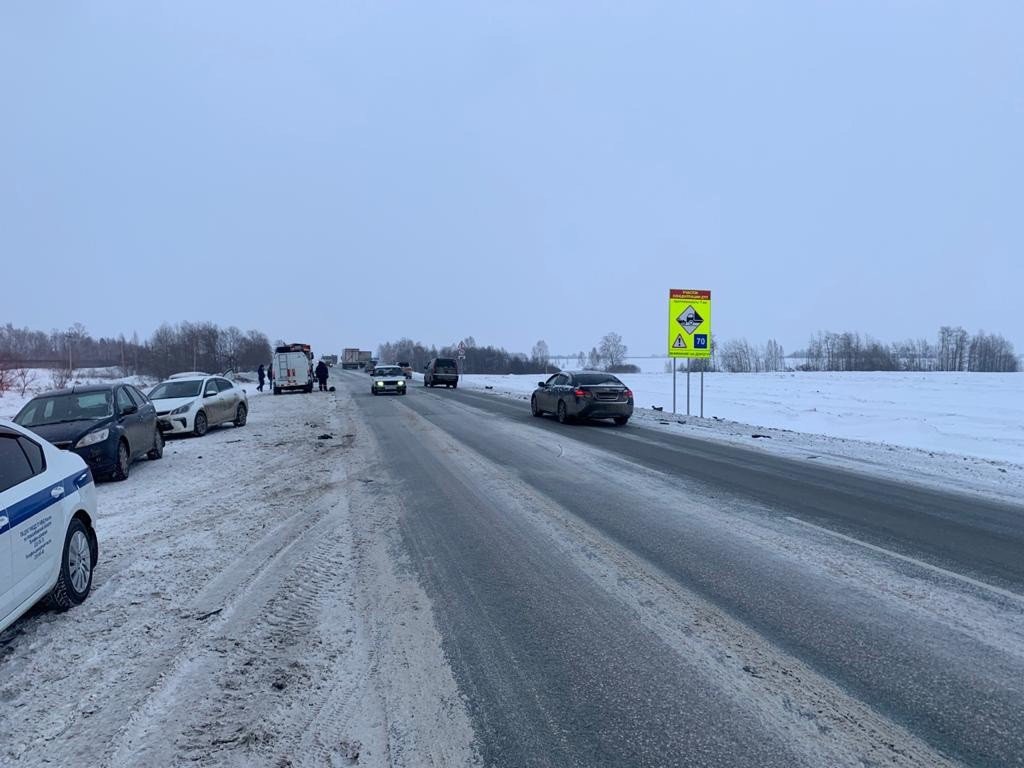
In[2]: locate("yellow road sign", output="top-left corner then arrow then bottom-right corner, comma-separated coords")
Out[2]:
668,289 -> 711,358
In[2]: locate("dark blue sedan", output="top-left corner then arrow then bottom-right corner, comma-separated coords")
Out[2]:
14,383 -> 163,481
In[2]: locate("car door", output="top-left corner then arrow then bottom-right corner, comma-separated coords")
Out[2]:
555,374 -> 573,411
0,432 -> 64,610
539,374 -> 560,411
127,386 -> 157,442
0,473 -> 13,621
201,378 -> 223,423
216,379 -> 238,422
124,387 -> 154,448
115,387 -> 143,458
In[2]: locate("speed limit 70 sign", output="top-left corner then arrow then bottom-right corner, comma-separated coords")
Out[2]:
668,289 -> 711,358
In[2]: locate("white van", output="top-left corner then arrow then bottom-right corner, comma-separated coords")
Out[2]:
273,344 -> 314,394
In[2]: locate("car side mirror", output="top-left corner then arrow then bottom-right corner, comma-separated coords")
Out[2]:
204,391 -> 216,398
121,404 -> 138,416
537,382 -> 547,388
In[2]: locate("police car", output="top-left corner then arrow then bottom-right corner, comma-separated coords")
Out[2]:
1,419 -> 99,634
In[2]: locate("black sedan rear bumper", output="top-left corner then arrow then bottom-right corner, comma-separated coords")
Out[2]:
575,401 -> 634,420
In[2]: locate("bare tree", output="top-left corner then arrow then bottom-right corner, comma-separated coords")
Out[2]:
720,339 -> 757,372
49,367 -> 73,390
587,347 -> 601,369
598,332 -> 627,368
763,339 -> 785,372
14,368 -> 37,396
0,364 -> 9,395
531,340 -> 550,368
576,351 -> 586,368
968,332 -> 1019,372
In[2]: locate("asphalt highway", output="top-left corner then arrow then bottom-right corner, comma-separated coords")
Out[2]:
342,370 -> 1024,768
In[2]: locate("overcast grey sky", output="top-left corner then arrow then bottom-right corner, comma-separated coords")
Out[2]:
2,2 -> 1021,358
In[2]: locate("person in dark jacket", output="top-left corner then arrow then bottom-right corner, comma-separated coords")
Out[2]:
257,364 -> 266,392
315,360 -> 329,391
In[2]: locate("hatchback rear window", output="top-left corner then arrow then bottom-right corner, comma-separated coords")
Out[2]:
575,374 -> 622,386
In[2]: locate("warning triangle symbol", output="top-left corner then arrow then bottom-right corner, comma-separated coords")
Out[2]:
672,334 -> 686,349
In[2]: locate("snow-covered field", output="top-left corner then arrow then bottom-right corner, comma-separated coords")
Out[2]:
459,371 -> 1024,465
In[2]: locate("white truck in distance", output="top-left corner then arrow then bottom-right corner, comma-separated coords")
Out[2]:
342,348 -> 361,370
273,343 -> 314,394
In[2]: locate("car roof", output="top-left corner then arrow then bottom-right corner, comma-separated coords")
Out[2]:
157,376 -> 208,384
28,383 -> 120,398
0,418 -> 25,438
549,370 -> 622,379
169,371 -> 211,379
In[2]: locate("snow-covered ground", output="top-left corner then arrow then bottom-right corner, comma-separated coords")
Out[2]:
459,371 -> 1023,464
0,385 -> 479,768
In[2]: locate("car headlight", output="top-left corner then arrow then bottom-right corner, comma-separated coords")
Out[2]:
375,381 -> 384,387
76,428 -> 110,448
171,401 -> 195,415
397,380 -> 406,386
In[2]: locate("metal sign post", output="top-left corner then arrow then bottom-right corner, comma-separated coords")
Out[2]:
672,359 -> 677,414
686,359 -> 691,416
700,369 -> 704,418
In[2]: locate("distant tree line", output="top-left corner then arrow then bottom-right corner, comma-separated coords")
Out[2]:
0,321 -> 273,381
377,331 -> 641,375
796,327 -> 1018,372
377,336 -> 555,375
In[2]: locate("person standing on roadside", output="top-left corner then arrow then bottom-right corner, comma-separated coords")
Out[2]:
257,364 -> 266,392
315,359 -> 329,392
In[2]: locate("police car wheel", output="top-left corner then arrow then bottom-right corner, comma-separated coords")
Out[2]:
112,440 -> 131,481
49,519 -> 94,610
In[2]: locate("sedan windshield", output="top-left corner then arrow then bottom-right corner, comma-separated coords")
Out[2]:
375,367 -> 402,377
150,380 -> 203,399
15,391 -> 114,426
575,373 -> 623,386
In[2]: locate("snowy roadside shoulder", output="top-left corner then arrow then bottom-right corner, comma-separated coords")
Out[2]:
458,378 -> 1024,506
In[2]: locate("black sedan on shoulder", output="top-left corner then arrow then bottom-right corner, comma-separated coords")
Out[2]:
13,383 -> 163,481
531,371 -> 634,426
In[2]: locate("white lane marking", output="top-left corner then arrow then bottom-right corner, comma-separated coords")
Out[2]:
785,515 -> 1024,606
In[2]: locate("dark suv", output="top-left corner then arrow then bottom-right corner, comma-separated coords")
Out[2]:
14,384 -> 163,480
424,357 -> 459,388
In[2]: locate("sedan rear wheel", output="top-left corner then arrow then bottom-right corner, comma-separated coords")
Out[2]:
613,416 -> 629,426
234,403 -> 248,427
147,427 -> 164,460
